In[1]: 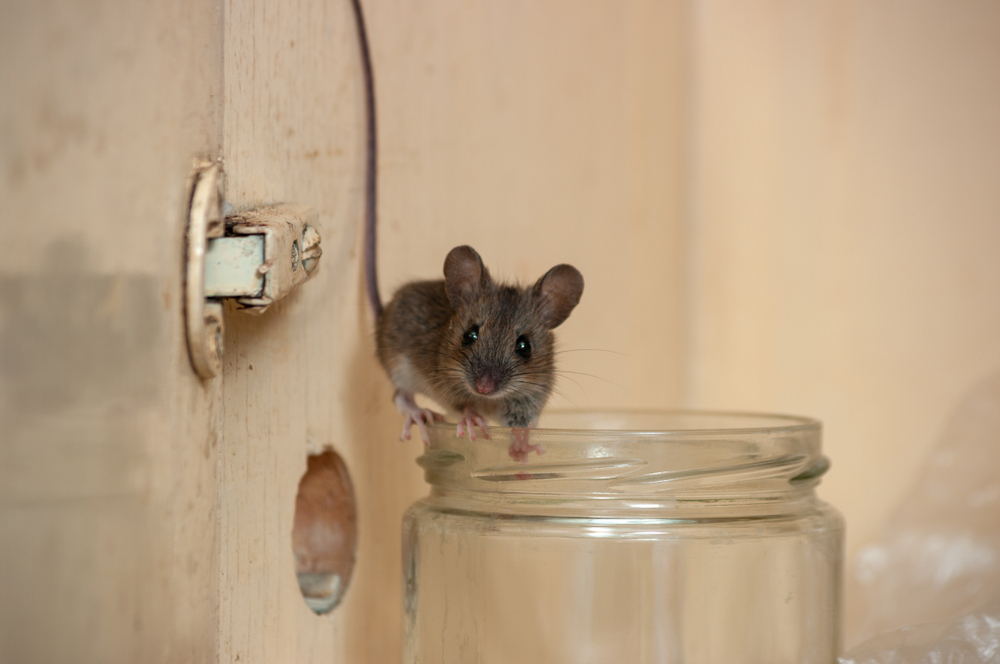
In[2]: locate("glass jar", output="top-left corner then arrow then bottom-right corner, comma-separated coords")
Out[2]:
403,411 -> 843,664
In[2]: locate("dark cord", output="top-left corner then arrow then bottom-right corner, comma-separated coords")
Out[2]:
350,0 -> 382,318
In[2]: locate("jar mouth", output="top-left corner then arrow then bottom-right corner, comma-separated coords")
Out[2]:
429,409 -> 820,437
419,409 -> 828,516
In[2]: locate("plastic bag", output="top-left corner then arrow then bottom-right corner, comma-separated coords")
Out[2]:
840,598 -> 1000,663
840,372 -> 1000,663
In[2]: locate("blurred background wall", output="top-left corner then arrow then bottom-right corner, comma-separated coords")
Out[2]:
371,0 -> 1000,560
2,0 -> 998,661
683,0 -> 1000,560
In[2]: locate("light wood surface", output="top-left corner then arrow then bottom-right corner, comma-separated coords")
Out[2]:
0,0 -> 224,662
220,0 -> 685,662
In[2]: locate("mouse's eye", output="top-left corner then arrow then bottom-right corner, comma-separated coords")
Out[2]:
462,325 -> 479,346
515,335 -> 532,360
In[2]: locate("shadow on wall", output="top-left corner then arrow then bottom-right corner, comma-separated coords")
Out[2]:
0,238 -> 160,416
0,236 -> 161,506
342,287 -> 427,662
0,238 -> 164,662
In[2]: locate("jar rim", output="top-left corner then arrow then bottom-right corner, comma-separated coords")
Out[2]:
428,408 -> 821,437
419,408 -> 827,515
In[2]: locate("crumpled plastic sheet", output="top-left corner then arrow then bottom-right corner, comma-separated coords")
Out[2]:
840,373 -> 1000,663
840,599 -> 1000,663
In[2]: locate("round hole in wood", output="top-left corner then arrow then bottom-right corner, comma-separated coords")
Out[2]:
293,448 -> 358,614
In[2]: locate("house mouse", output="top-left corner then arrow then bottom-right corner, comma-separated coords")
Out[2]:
349,0 -> 584,455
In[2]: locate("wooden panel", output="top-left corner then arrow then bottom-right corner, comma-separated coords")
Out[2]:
0,1 -> 223,662
220,0 -> 687,662
219,1 -> 369,661
687,0 -> 1000,558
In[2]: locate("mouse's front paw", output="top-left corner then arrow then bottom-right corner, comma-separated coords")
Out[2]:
508,427 -> 543,463
394,391 -> 445,444
456,407 -> 490,441
401,408 -> 445,444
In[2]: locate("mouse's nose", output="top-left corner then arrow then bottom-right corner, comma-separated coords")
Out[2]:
475,375 -> 496,395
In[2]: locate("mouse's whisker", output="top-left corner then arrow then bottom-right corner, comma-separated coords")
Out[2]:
553,348 -> 626,357
514,379 -> 556,394
548,389 -> 577,406
551,374 -> 585,392
550,370 -> 621,389
517,380 -> 576,406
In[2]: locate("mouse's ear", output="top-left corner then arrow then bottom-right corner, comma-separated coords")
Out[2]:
533,264 -> 584,329
444,245 -> 490,309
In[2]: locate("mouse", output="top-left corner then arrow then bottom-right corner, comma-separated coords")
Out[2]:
375,246 -> 584,453
349,0 -> 584,457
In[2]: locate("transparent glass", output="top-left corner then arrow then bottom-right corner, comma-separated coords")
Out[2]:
403,411 -> 844,664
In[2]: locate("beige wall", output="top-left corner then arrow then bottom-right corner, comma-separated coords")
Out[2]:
687,0 -> 1000,557
352,2 -> 688,660
2,0 -> 999,662
373,0 -> 688,413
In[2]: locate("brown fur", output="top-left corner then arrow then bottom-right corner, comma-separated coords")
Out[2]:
375,246 -> 583,428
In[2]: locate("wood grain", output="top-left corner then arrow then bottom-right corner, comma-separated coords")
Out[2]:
219,1 -> 686,661
0,1 -> 224,662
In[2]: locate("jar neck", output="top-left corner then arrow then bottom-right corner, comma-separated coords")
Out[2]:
419,411 -> 829,519
423,484 -> 825,520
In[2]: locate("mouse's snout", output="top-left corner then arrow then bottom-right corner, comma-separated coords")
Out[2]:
470,365 -> 508,397
475,375 -> 496,395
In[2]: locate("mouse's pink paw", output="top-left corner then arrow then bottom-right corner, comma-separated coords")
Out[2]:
395,391 -> 445,445
456,407 -> 490,441
508,427 -> 544,463
401,408 -> 445,445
